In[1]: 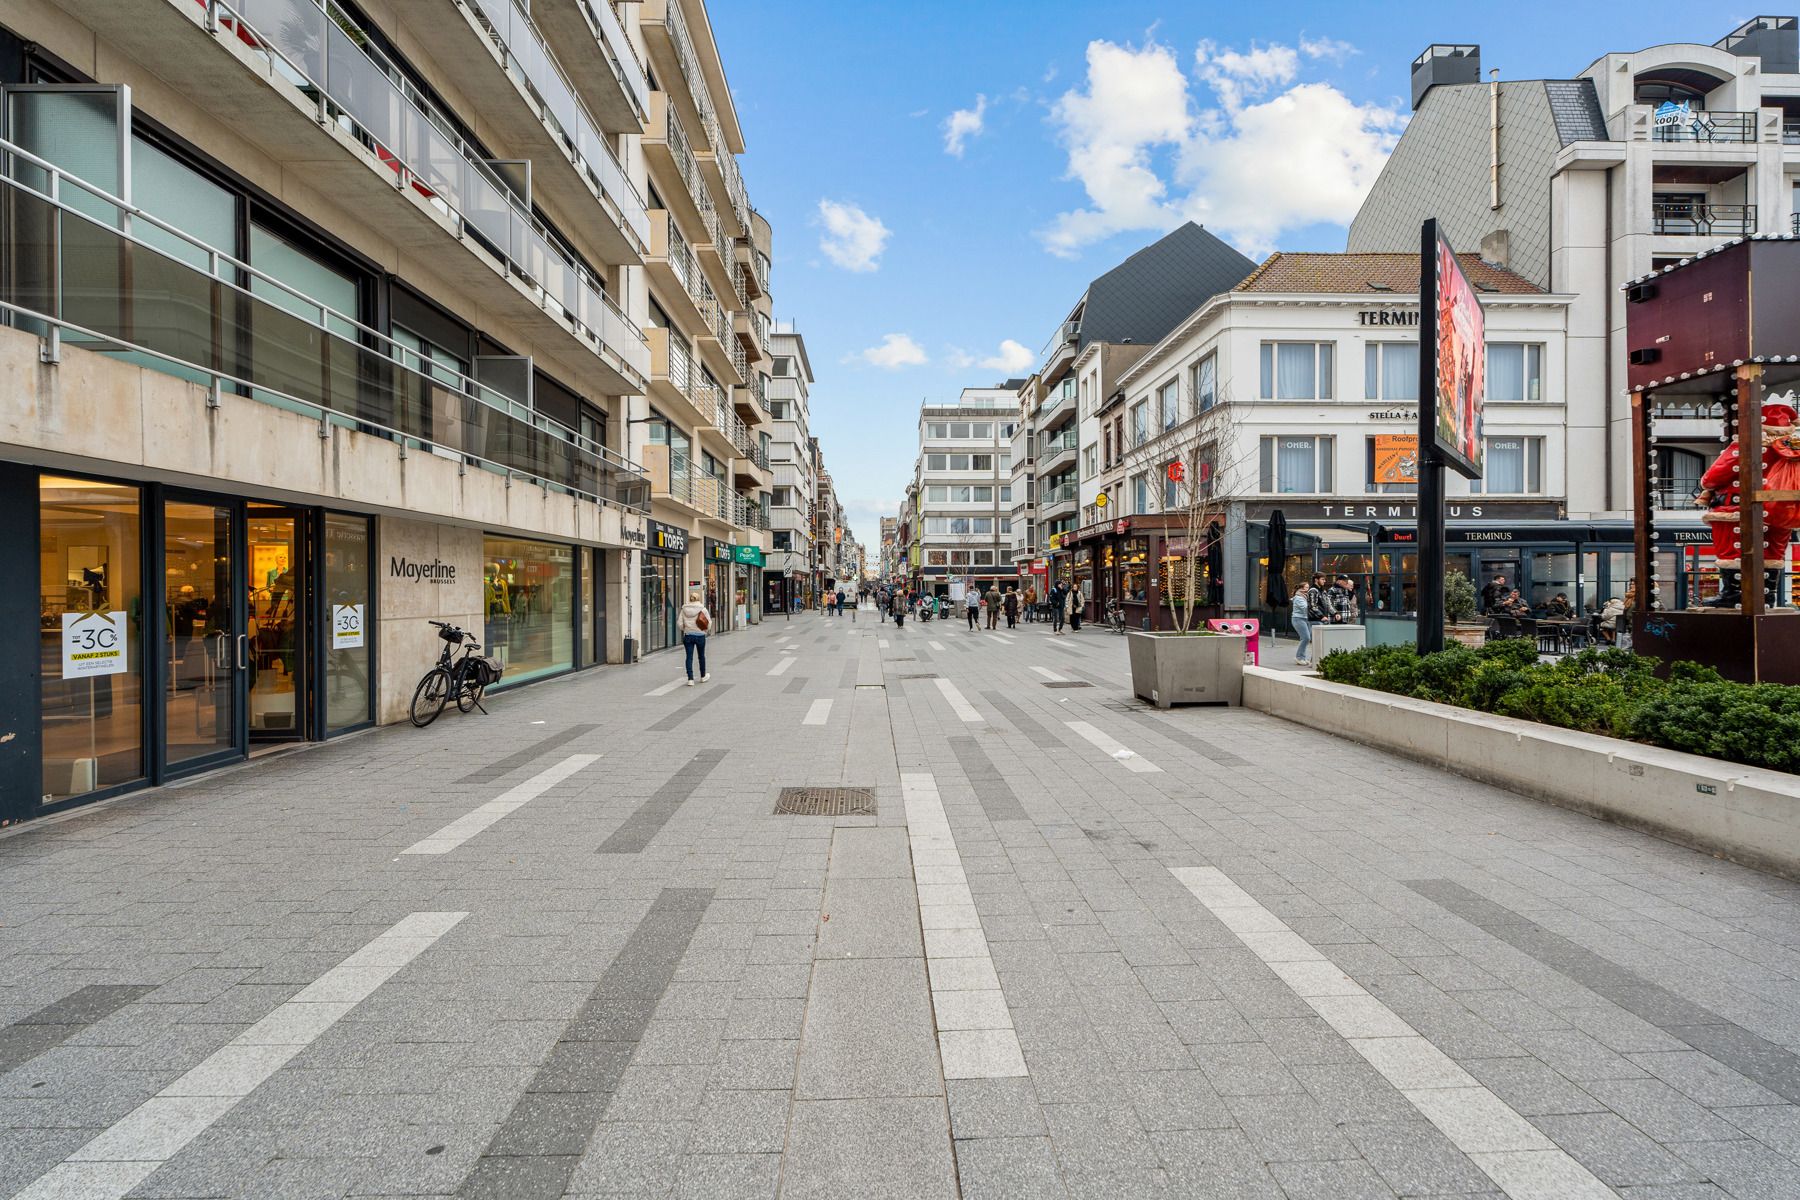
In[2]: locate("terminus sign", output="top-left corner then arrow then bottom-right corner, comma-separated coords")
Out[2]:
389,557 -> 458,584
1357,310 -> 1420,327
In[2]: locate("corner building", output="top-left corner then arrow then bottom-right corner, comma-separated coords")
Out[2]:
0,0 -> 772,823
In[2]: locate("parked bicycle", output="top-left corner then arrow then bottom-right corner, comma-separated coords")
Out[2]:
1105,598 -> 1129,635
409,620 -> 503,727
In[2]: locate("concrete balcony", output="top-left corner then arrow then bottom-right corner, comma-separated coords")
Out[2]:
528,0 -> 650,133
644,93 -> 715,254
645,209 -> 708,342
693,204 -> 741,311
384,0 -> 649,264
646,327 -> 713,431
734,311 -> 766,365
734,376 -> 769,426
735,244 -> 766,302
1039,432 -> 1079,475
81,0 -> 648,393
696,295 -> 746,388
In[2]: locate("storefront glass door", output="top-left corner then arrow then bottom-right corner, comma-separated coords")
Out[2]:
163,498 -> 239,770
246,505 -> 308,742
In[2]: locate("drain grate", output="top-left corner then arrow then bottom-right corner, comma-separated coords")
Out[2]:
775,787 -> 877,816
898,672 -> 940,680
887,656 -> 917,661
1042,681 -> 1093,689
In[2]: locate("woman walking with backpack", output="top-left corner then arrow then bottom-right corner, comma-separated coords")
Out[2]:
679,592 -> 711,685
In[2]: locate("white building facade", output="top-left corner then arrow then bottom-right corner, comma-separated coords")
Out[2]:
909,388 -> 1020,594
766,325 -> 816,612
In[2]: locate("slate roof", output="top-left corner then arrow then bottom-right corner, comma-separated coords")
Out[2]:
1233,252 -> 1544,295
1075,223 -> 1258,350
1543,79 -> 1610,145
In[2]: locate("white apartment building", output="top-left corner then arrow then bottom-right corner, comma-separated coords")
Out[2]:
1083,252 -> 1617,630
1350,19 -> 1800,517
909,387 -> 1021,594
766,323 -> 816,611
0,0 -> 774,821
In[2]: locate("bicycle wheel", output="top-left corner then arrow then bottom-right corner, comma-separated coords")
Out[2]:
409,667 -> 451,727
456,673 -> 484,713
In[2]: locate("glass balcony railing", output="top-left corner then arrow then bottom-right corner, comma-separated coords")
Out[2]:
1040,483 -> 1079,507
1041,431 -> 1079,458
568,0 -> 650,119
1653,201 -> 1756,236
0,141 -> 647,510
213,0 -> 647,378
656,0 -> 750,232
462,0 -> 650,246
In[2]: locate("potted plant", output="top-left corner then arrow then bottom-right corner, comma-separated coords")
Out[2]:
1119,382 -> 1253,708
1444,571 -> 1487,646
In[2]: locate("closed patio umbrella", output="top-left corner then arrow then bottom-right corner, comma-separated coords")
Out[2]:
1266,509 -> 1289,612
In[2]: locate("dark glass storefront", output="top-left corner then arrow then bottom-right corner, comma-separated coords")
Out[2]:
641,520 -> 688,656
1059,516 -> 1224,630
483,536 -> 574,686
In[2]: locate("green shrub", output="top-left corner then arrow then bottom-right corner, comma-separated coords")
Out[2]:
1444,572 -> 1478,624
1308,640 -> 1798,773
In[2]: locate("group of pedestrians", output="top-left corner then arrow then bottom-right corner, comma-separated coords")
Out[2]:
962,584 -> 1024,630
824,587 -> 857,618
1287,572 -> 1360,665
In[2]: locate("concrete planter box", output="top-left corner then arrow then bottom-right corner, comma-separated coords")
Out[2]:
1311,624 -> 1366,662
1447,623 -> 1489,647
1128,631 -> 1245,709
1243,667 -> 1800,880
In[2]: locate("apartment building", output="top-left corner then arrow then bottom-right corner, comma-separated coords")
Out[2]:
1349,19 -> 1800,519
878,516 -> 899,581
906,386 -> 1021,595
765,323 -> 815,611
0,0 -> 769,822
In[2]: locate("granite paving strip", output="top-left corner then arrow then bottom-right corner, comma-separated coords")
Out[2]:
978,691 -> 1063,750
596,749 -> 729,855
946,737 -> 1028,824
0,985 -> 156,1074
1065,720 -> 1162,774
1407,878 -> 1800,1106
15,912 -> 468,1200
1172,866 -> 1614,1200
933,678 -> 983,723
646,682 -> 735,731
1147,721 -> 1251,767
767,657 -> 797,677
452,724 -> 598,785
803,700 -> 833,727
458,888 -> 712,1200
783,676 -> 810,694
403,754 -> 601,855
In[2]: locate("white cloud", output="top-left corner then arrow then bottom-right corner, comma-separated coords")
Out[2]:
816,199 -> 891,272
1300,35 -> 1358,63
1041,36 -> 1400,259
856,334 -> 928,369
981,339 -> 1035,373
943,94 -> 989,157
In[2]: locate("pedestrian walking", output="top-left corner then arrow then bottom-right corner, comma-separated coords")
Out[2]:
1326,575 -> 1359,625
836,587 -> 847,618
1063,584 -> 1080,633
1003,586 -> 1019,629
679,591 -> 711,685
1050,582 -> 1066,634
964,587 -> 980,631
984,584 -> 1001,630
1306,573 -> 1331,628
892,595 -> 905,629
1290,583 -> 1313,665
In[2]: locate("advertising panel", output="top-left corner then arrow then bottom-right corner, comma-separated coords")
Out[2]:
1424,227 -> 1486,480
1373,434 -> 1419,485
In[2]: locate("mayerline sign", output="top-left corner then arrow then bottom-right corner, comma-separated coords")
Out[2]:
389,556 -> 457,584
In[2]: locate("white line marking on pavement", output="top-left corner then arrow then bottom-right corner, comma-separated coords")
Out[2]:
14,912 -> 467,1200
1046,640 -> 1083,655
402,755 -> 599,855
879,638 -> 890,649
1030,667 -> 1068,683
904,773 -> 1027,1080
1169,866 -> 1615,1200
644,678 -> 686,697
929,641 -> 946,652
768,657 -> 796,677
803,699 -> 832,726
992,633 -> 1016,643
1065,721 -> 1161,773
934,678 -> 983,723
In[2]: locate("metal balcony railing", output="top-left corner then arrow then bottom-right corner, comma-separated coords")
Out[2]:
460,0 -> 649,244
662,217 -> 703,309
568,0 -> 650,119
1653,201 -> 1756,236
0,140 -> 647,510
654,0 -> 751,233
1650,110 -> 1755,143
1040,483 -> 1078,507
1785,119 -> 1800,145
212,0 -> 646,376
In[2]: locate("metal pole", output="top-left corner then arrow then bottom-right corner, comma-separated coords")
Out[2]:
1416,219 -> 1446,654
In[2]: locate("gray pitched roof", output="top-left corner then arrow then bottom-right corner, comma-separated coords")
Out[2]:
1077,222 -> 1258,351
1544,79 -> 1609,145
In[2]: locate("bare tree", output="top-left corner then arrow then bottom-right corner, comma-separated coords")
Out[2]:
1115,376 -> 1252,633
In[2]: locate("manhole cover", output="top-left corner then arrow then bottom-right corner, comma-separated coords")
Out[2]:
775,787 -> 877,816
1042,681 -> 1093,688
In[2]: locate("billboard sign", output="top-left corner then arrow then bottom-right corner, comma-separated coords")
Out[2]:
1373,434 -> 1419,485
1421,223 -> 1486,480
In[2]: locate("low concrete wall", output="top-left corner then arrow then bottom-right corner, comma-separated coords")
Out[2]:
1243,666 -> 1800,881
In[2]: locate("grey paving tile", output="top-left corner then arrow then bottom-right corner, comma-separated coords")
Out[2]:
781,1098 -> 957,1200
954,1136 -> 1068,1200
793,959 -> 940,1100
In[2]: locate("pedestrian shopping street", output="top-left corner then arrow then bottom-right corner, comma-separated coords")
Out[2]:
3,610 -> 1799,1200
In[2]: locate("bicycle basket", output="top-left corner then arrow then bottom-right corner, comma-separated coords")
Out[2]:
473,656 -> 505,686
438,625 -> 465,644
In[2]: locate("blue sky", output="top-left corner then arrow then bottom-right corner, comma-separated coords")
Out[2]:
707,1 -> 1714,551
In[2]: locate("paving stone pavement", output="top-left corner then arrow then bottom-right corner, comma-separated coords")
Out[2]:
3,605 -> 1800,1198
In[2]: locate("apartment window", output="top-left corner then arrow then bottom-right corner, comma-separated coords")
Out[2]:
972,422 -> 993,438
1163,462 -> 1180,510
1259,342 -> 1335,400
972,454 -> 994,471
1132,473 -> 1150,514
1192,354 -> 1218,413
950,422 -> 971,438
1363,437 -> 1419,495
772,356 -> 793,377
770,400 -> 791,420
972,486 -> 993,502
1258,436 -> 1335,493
1363,343 -> 1420,401
1083,446 -> 1098,479
927,454 -> 947,471
1103,425 -> 1113,466
927,422 -> 949,438
1158,380 -> 1180,432
773,486 -> 795,506
1002,422 -> 1016,437
999,485 -> 1011,502
927,550 -> 948,566
949,550 -> 971,565
1129,401 -> 1149,449
972,550 -> 996,565
927,486 -> 948,502
1061,379 -> 1076,402
998,453 -> 1010,470
971,518 -> 993,534
1471,437 -> 1544,494
998,519 -> 1011,533
925,518 -> 948,534
1487,344 -> 1544,403
772,531 -> 792,550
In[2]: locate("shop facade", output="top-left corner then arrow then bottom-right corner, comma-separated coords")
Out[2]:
641,520 -> 689,656
1059,515 -> 1225,630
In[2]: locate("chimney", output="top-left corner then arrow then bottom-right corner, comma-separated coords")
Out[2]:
1411,44 -> 1481,111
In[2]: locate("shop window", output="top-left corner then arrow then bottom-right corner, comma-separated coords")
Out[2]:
1470,437 -> 1544,494
927,550 -> 948,566
484,537 -> 574,685
324,513 -> 373,731
1487,344 -> 1543,403
1259,342 -> 1334,400
39,475 -> 144,806
1119,537 -> 1150,603
1363,343 -> 1420,401
1258,436 -> 1335,493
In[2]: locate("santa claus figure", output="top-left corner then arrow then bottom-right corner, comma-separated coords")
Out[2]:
1695,400 -> 1799,607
